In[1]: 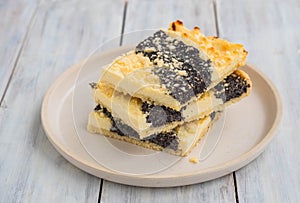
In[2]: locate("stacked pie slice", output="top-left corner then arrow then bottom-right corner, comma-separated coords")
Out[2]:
87,21 -> 252,156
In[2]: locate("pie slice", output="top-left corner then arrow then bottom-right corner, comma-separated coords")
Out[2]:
87,104 -> 222,156
91,69 -> 251,139
99,21 -> 247,110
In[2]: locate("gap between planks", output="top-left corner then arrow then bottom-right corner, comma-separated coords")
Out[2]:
214,1 -> 239,202
233,172 -> 240,203
213,1 -> 240,202
119,0 -> 128,46
98,1 -> 129,202
98,179 -> 104,203
213,0 -> 220,37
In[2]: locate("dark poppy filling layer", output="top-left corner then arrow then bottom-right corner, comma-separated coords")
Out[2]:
213,73 -> 250,102
141,101 -> 182,127
94,105 -> 180,151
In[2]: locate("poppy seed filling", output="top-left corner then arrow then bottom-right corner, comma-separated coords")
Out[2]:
94,105 -> 179,150
135,30 -> 213,104
213,73 -> 250,102
141,101 -> 182,127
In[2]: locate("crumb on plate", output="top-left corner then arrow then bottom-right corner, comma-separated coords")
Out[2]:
189,157 -> 199,164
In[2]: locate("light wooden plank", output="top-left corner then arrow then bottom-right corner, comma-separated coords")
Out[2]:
216,0 -> 300,202
101,0 -> 236,202
0,0 -> 124,202
102,175 -> 235,203
124,0 -> 217,36
0,0 -> 38,105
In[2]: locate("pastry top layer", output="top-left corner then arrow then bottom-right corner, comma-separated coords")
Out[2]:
99,21 -> 248,110
105,20 -> 247,78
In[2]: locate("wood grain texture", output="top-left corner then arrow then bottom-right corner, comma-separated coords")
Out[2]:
101,175 -> 235,203
121,0 -> 218,47
0,0 -> 38,106
0,0 -> 124,202
216,0 -> 300,202
100,0 -> 236,202
124,0 -> 217,36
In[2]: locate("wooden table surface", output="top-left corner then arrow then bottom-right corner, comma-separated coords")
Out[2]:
0,0 -> 299,202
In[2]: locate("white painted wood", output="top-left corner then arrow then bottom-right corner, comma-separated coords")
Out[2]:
100,0 -> 236,202
216,0 -> 300,202
101,175 -> 235,203
0,0 -> 38,104
121,0 -> 218,47
0,0 -> 124,202
125,0 -> 217,36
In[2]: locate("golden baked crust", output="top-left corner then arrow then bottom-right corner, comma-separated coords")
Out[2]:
103,21 -> 247,79
168,20 -> 248,70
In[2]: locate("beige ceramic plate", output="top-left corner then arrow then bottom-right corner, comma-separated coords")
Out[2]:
41,47 -> 282,187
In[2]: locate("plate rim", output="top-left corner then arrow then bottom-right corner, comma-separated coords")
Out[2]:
41,48 -> 282,187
